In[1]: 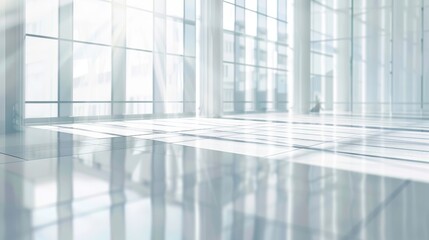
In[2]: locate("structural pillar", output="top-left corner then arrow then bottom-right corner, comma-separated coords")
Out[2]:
423,1 -> 429,114
0,0 -> 24,133
58,0 -> 74,118
199,0 -> 223,118
0,0 -> 6,134
333,0 -> 352,113
112,0 -> 127,118
292,0 -> 311,114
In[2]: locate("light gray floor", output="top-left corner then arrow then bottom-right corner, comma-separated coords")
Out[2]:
1,113 -> 429,240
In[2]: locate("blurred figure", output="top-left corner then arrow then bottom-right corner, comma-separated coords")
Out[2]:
310,96 -> 322,113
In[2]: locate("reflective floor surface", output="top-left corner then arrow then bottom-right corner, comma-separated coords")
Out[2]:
1,113 -> 429,240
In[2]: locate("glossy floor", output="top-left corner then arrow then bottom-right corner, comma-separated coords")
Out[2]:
1,113 -> 428,240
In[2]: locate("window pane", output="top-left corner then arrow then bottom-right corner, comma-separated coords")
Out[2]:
235,7 -> 245,34
245,66 -> 256,111
235,36 -> 245,63
25,37 -> 58,101
223,0 -> 289,113
166,20 -> 184,54
126,103 -> 153,115
258,40 -> 267,66
267,18 -> 277,41
73,103 -> 111,117
223,63 -> 234,103
224,32 -> 235,62
165,103 -> 183,114
166,56 -> 184,102
258,0 -> 267,14
25,104 -> 58,118
245,10 -> 257,36
184,24 -> 196,56
258,14 -> 267,38
267,42 -> 277,68
127,9 -> 153,50
73,43 -> 112,101
278,21 -> 287,43
185,0 -> 196,21
74,0 -> 112,44
245,37 -> 256,65
267,0 -> 277,18
26,0 -> 58,37
127,0 -> 153,11
246,0 -> 257,11
223,2 -> 235,31
126,50 -> 153,101
166,0 -> 184,18
154,17 -> 166,52
278,0 -> 287,21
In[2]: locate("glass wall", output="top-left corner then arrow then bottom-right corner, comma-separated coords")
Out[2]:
311,0 -> 351,112
312,0 -> 429,116
25,0 -> 196,121
352,0 -> 392,114
24,0 -> 429,120
223,0 -> 289,114
390,0 -> 423,115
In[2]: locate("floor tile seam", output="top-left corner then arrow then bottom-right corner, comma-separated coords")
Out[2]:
324,133 -> 429,155
38,126 -> 121,138
232,134 -> 340,145
1,140 -> 169,162
54,124 -> 218,138
309,113 -> 429,121
294,145 -> 429,165
178,129 -> 348,147
233,130 -> 369,140
360,136 -> 429,145
0,152 -> 26,161
227,117 -> 429,133
113,125 -> 254,137
227,114 -> 428,123
331,143 -> 429,154
267,139 -> 429,167
263,142 -> 329,158
380,127 -> 429,140
168,133 -> 297,149
321,136 -> 429,154
340,180 -> 411,240
55,125 -> 164,138
0,141 -> 127,156
270,145 -> 429,176
0,159 -> 26,165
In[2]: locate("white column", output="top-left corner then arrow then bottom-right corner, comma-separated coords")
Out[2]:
392,0 -> 423,114
0,0 -> 6,133
199,0 -> 223,118
423,1 -> 429,113
292,0 -> 311,114
333,0 -> 351,113
58,0 -> 74,118
112,0 -> 127,118
0,0 -> 4,218
1,0 -> 25,133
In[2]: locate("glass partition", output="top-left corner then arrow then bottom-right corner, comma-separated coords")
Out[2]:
25,0 -> 196,122
223,0 -> 289,114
